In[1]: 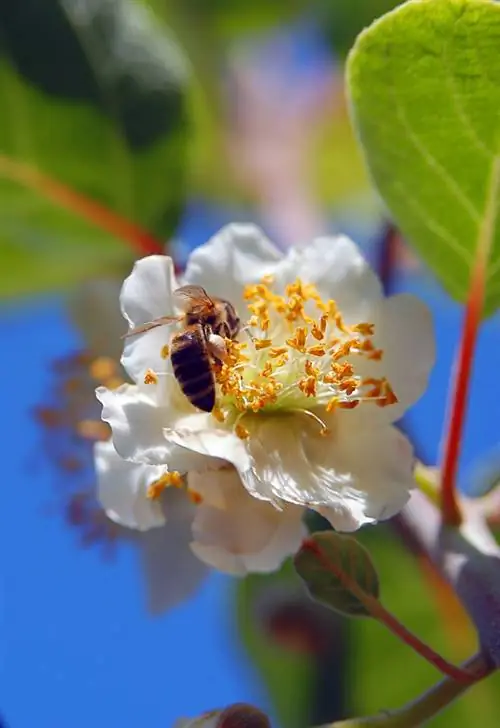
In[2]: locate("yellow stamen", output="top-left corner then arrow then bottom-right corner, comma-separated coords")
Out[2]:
144,369 -> 158,385
307,344 -> 326,357
161,344 -> 170,359
89,357 -> 117,382
146,471 -> 183,500
208,277 -> 396,426
254,338 -> 272,350
235,424 -> 250,439
339,399 -> 360,409
212,406 -> 226,423
187,489 -> 203,504
298,376 -> 317,397
77,420 -> 110,441
353,323 -> 375,336
269,346 -> 288,358
326,397 -> 339,413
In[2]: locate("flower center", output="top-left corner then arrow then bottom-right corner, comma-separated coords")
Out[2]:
213,277 -> 398,435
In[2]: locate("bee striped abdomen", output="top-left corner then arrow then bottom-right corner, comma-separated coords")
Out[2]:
170,326 -> 215,412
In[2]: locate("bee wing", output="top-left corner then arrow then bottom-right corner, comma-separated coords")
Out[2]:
173,285 -> 215,315
121,315 -> 182,339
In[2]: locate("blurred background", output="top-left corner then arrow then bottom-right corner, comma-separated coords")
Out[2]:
2,1 -> 500,726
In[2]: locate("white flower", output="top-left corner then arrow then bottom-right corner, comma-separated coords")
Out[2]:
96,224 -> 435,575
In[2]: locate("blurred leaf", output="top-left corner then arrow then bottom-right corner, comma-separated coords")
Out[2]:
347,0 -> 500,316
0,0 -> 189,297
294,532 -> 379,617
321,0 -> 402,59
236,562 -> 312,728
156,0 -> 307,39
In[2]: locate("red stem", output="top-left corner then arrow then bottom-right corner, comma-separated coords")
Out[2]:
303,539 -> 475,684
440,254 -> 486,526
0,154 -> 163,255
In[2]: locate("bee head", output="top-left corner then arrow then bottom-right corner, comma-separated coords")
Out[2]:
218,299 -> 241,339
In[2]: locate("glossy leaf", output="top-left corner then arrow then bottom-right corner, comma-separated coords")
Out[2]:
0,0 -> 189,297
347,0 -> 500,316
294,532 -> 379,618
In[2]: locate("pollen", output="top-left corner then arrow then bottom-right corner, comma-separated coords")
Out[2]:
212,406 -> 226,423
144,369 -> 158,385
161,344 -> 170,359
235,424 -> 250,439
254,338 -> 273,350
89,357 -> 117,382
299,376 -> 317,397
307,344 -> 326,357
187,489 -> 203,504
210,277 -> 397,434
147,471 -> 183,500
77,420 -> 111,441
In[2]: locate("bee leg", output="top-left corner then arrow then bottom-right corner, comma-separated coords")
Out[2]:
207,332 -> 227,362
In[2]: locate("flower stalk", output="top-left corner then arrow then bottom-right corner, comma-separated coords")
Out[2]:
323,652 -> 492,728
440,250 -> 486,526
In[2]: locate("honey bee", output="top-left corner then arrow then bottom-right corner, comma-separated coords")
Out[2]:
123,285 -> 240,412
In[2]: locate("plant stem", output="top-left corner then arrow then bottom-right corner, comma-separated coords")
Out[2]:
440,252 -> 485,526
303,540 -> 474,684
324,653 -> 492,727
0,154 -> 163,255
440,157 -> 500,526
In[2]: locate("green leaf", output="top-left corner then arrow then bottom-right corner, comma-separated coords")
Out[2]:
0,0 -> 189,297
347,0 -> 500,316
294,532 -> 380,617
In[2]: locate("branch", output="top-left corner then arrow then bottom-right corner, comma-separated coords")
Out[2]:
401,490 -> 500,667
323,652 -> 492,728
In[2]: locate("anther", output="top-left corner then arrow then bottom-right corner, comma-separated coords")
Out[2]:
298,376 -> 317,397
160,345 -> 170,359
235,424 -> 250,439
89,357 -> 116,381
212,407 -> 226,423
269,347 -> 288,358
307,344 -> 326,357
254,338 -> 273,350
144,369 -> 158,385
338,400 -> 360,409
187,489 -> 203,504
147,471 -> 183,500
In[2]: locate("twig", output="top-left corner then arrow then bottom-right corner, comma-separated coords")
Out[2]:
302,539 -> 474,684
402,490 -> 500,667
323,652 -> 492,727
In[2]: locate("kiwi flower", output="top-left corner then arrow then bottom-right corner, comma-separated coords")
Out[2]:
96,224 -> 435,573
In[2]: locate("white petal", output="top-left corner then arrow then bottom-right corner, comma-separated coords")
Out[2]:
164,415 -> 251,472
94,439 -> 165,531
97,383 -> 212,471
120,256 -> 179,383
271,235 -> 383,322
133,489 -> 208,614
220,415 -> 414,531
183,223 -> 282,309
371,293 -> 435,421
188,468 -> 306,575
